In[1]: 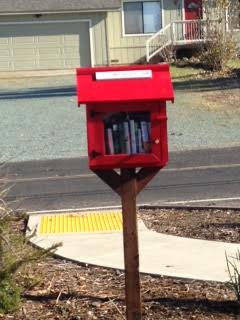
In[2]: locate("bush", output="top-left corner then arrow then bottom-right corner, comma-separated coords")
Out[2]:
0,198 -> 60,313
0,279 -> 21,313
201,0 -> 238,71
201,23 -> 236,71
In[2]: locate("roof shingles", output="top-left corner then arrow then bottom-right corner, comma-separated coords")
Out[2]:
0,0 -> 121,14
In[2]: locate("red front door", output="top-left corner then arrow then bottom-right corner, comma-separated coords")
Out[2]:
184,0 -> 203,40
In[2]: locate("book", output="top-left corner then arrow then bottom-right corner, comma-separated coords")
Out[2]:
147,121 -> 151,152
118,123 -> 125,154
106,128 -> 114,155
104,112 -> 151,155
141,121 -> 150,153
135,123 -> 139,153
137,128 -> 144,153
129,120 -> 137,154
123,121 -> 131,154
112,124 -> 121,154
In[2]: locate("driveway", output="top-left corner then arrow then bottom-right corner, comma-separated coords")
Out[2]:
0,74 -> 240,163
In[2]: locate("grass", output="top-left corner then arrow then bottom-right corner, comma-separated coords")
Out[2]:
170,65 -> 204,80
170,58 -> 240,81
226,250 -> 240,301
227,58 -> 240,69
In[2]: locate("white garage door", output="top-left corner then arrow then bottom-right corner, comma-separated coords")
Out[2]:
0,20 -> 91,71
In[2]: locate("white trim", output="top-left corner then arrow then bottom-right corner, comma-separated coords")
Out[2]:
104,16 -> 110,66
0,18 -> 90,25
123,33 -> 155,37
182,0 -> 186,38
182,0 -> 185,20
121,0 -> 164,37
0,9 -> 121,16
0,19 -> 95,67
121,1 -> 125,37
88,20 -> 95,66
161,0 -> 164,28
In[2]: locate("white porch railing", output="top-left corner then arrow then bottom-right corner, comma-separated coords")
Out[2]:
146,24 -> 172,62
146,19 -> 210,62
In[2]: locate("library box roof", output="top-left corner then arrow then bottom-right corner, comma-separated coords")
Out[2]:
76,64 -> 174,105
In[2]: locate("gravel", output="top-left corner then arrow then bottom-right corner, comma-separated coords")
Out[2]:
0,75 -> 239,163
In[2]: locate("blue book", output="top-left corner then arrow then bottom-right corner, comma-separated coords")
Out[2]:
129,120 -> 137,154
123,121 -> 131,154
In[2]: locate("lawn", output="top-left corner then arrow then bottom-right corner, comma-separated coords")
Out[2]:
170,58 -> 240,81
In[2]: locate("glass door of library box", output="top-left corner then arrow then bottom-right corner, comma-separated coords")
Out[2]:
86,102 -> 168,170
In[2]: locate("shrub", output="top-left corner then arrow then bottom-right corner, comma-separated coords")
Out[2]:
201,0 -> 238,71
0,197 -> 60,313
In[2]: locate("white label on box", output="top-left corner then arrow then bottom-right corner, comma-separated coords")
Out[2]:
95,70 -> 152,80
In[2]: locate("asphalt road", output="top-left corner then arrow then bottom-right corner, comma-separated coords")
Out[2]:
1,146 -> 240,212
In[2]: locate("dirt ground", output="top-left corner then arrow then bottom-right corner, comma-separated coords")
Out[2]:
192,87 -> 240,112
174,69 -> 240,113
1,208 -> 239,320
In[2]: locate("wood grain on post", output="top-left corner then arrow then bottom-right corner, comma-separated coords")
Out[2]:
121,168 -> 142,320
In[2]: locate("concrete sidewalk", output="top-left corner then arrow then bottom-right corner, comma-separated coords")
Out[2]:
0,69 -> 74,79
27,210 -> 240,283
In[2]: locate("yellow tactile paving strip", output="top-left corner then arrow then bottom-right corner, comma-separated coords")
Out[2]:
39,211 -> 123,234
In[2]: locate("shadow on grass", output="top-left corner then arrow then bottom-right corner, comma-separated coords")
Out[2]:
173,69 -> 240,92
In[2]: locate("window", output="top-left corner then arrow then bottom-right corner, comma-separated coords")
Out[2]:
123,1 -> 162,34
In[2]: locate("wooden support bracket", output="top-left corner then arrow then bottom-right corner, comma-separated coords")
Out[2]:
92,169 -> 122,196
93,166 -> 161,197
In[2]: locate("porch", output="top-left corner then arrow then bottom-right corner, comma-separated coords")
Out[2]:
146,19 -> 217,62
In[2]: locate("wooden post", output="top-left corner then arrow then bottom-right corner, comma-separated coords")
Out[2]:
93,167 -> 160,320
121,168 -> 141,320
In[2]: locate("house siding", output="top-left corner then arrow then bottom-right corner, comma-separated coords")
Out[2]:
107,0 -> 181,65
0,12 -> 108,66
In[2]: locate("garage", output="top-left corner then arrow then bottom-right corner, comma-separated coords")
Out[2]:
0,20 -> 92,71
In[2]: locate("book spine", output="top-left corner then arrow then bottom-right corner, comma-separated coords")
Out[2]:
112,124 -> 121,154
147,121 -> 151,152
107,128 -> 114,155
141,121 -> 150,153
123,121 -> 131,154
138,128 -> 144,153
129,120 -> 137,154
118,123 -> 125,154
135,123 -> 139,154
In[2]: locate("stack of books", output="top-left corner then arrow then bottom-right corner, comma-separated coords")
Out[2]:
104,112 -> 151,155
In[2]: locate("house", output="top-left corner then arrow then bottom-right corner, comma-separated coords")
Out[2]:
0,0 -> 239,72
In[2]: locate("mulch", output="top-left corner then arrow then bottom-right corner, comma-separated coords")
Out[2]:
1,208 -> 239,319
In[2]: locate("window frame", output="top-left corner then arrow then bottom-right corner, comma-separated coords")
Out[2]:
122,0 -> 163,37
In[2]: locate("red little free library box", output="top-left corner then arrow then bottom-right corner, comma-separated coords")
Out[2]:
76,64 -> 174,170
